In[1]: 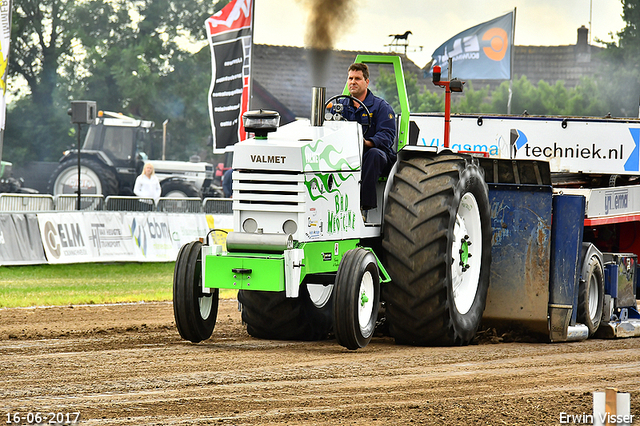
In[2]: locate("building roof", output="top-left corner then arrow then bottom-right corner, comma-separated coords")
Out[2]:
251,44 -> 427,120
251,28 -> 603,119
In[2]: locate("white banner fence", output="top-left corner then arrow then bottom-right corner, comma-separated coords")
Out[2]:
0,211 -> 234,266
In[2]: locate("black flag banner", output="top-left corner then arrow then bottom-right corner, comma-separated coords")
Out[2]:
206,0 -> 253,153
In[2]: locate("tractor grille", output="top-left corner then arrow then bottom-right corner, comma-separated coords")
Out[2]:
233,170 -> 305,212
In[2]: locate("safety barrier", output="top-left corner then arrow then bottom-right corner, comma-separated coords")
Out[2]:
1,211 -> 214,266
55,194 -> 105,211
0,193 -> 54,212
203,197 -> 232,214
0,193 -> 234,214
157,197 -> 203,213
105,196 -> 156,212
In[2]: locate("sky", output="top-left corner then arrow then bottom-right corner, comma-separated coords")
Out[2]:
252,0 -> 626,68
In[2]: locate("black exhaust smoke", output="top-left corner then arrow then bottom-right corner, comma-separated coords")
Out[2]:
303,0 -> 354,87
303,0 -> 354,125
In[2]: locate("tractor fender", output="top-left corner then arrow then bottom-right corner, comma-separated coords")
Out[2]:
580,243 -> 604,283
57,150 -> 115,168
159,176 -> 188,184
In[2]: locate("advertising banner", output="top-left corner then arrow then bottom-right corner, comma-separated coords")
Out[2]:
430,11 -> 513,80
31,212 -> 217,265
167,213 -> 210,249
0,0 -> 12,133
38,212 -> 94,263
410,114 -> 640,176
84,212 -> 140,262
206,0 -> 253,153
0,214 -> 46,265
125,213 -> 209,261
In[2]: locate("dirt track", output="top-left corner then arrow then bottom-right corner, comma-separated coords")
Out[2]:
1,299 -> 639,425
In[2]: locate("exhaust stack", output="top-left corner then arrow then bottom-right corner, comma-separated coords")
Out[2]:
311,87 -> 326,127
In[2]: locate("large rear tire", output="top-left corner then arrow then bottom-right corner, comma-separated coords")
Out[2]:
382,154 -> 491,346
48,158 -> 119,196
161,179 -> 202,198
578,254 -> 604,336
238,284 -> 333,341
333,248 -> 380,350
173,241 -> 219,343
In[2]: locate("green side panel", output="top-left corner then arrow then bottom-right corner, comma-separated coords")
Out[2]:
343,55 -> 411,151
299,239 -> 359,276
240,257 -> 285,291
204,253 -> 285,292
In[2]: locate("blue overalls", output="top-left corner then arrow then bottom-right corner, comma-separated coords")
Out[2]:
338,89 -> 397,210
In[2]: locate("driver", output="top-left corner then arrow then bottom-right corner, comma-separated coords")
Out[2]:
335,63 -> 396,214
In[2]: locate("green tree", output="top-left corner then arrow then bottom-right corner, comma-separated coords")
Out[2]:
5,0 -> 221,164
375,68 -> 443,113
6,0 -> 78,163
451,82 -> 489,114
594,0 -> 640,116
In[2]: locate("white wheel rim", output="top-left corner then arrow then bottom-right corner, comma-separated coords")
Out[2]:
588,273 -> 599,321
308,284 -> 333,308
358,270 -> 375,334
54,166 -> 102,195
199,295 -> 212,320
165,190 -> 187,198
451,192 -> 482,315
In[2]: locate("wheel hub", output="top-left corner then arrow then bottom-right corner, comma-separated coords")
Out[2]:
458,235 -> 472,271
358,271 -> 375,332
360,291 -> 369,306
199,294 -> 213,320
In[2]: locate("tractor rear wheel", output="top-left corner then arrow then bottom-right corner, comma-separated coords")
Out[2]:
578,254 -> 604,335
48,158 -> 119,197
333,248 -> 380,350
382,154 -> 491,346
173,241 -> 219,342
238,284 -> 333,341
161,179 -> 202,198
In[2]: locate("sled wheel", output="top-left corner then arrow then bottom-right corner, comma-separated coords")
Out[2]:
382,154 -> 491,346
173,240 -> 218,342
578,254 -> 604,335
333,248 -> 380,350
238,284 -> 333,341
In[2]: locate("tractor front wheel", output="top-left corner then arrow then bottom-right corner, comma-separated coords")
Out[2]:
238,284 -> 333,341
382,154 -> 491,346
173,241 -> 219,342
333,248 -> 380,350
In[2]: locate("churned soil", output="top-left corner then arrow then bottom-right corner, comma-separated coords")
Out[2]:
1,299 -> 639,425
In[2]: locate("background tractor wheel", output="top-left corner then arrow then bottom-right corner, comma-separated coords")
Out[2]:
173,241 -> 219,343
333,248 -> 380,350
578,254 -> 604,335
48,158 -> 118,196
382,154 -> 491,346
161,179 -> 202,198
238,284 -> 333,341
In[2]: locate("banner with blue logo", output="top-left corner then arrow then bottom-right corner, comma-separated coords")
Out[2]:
430,11 -> 514,80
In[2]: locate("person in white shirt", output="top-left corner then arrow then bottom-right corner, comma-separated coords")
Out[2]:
134,162 -> 161,207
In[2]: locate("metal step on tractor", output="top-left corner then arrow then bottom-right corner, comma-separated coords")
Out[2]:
173,55 -> 640,350
47,107 -> 219,199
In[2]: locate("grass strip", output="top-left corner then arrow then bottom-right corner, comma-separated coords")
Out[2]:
0,263 -> 238,308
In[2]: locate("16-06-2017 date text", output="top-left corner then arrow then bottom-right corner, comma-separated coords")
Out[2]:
6,412 -> 80,425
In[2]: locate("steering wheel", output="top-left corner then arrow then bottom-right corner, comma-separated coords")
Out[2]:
324,94 -> 372,135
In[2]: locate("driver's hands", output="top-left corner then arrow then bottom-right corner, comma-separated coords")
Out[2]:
363,139 -> 374,148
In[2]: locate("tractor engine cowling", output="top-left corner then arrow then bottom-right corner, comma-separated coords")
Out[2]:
231,117 -> 377,243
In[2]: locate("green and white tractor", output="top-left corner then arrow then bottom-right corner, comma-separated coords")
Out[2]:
173,55 -> 492,349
